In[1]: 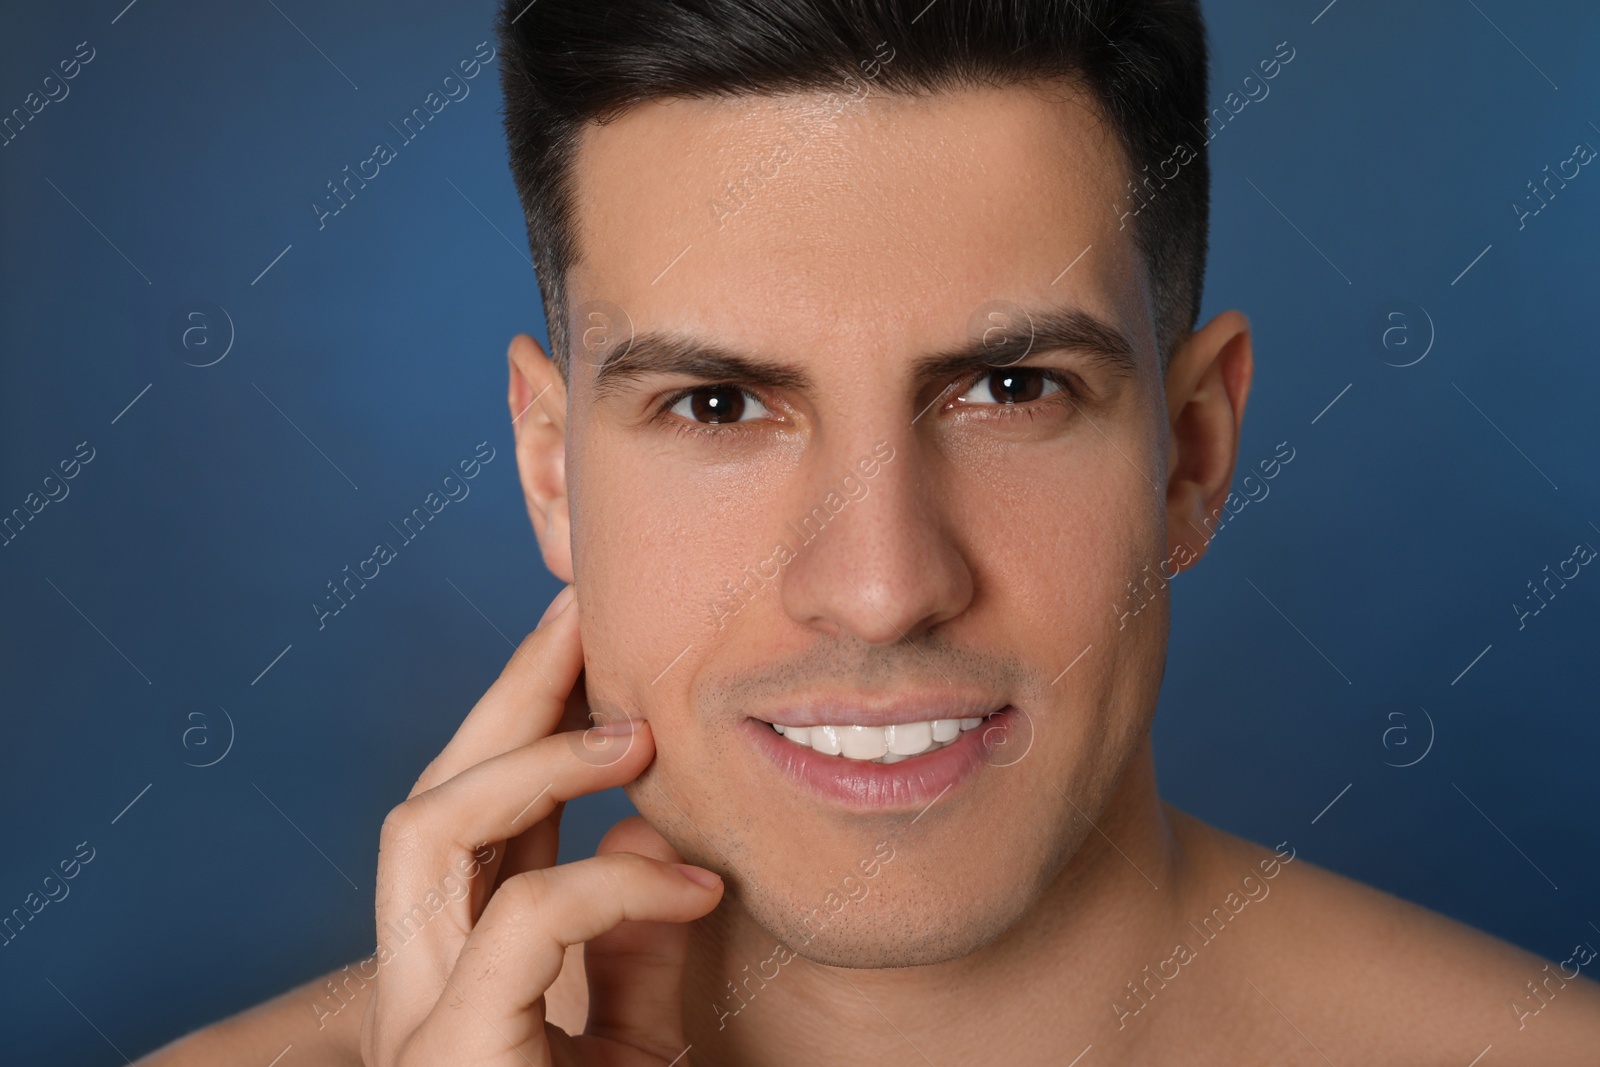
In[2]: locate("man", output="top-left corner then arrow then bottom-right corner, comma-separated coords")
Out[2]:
138,1 -> 1600,1063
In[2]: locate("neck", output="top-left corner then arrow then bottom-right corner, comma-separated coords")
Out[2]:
681,738 -> 1193,1065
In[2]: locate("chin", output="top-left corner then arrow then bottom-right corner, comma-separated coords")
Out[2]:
628,770 -> 1068,972
745,888 -> 1034,969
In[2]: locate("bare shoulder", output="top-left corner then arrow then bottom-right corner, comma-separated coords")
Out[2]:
132,960 -> 368,1066
1167,807 -> 1600,1064
131,944 -> 591,1065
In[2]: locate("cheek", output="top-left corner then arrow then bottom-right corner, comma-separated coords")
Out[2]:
959,449 -> 1164,635
953,432 -> 1168,757
569,433 -> 798,707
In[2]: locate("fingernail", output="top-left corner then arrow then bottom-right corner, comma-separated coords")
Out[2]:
674,863 -> 722,890
538,585 -> 575,625
588,715 -> 643,736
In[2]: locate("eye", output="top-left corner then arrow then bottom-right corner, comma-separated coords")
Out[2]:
667,385 -> 773,425
956,368 -> 1064,406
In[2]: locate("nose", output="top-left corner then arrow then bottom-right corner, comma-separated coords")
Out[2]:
778,438 -> 973,643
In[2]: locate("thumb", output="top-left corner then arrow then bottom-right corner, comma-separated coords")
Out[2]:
581,814 -> 719,1058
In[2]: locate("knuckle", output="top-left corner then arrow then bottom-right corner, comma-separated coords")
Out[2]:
506,866 -> 551,903
599,851 -> 656,896
501,867 -> 555,925
410,755 -> 445,794
515,625 -> 544,657
378,799 -> 428,853
603,850 -> 643,877
591,860 -> 625,903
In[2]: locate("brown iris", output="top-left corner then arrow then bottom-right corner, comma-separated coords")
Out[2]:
984,368 -> 1046,404
687,385 -> 745,423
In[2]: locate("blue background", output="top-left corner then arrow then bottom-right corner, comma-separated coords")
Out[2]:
2,0 -> 1596,1060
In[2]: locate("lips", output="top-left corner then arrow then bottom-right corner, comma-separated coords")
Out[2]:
743,706 -> 1019,810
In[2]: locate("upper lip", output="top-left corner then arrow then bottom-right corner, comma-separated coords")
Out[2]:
750,690 -> 1007,729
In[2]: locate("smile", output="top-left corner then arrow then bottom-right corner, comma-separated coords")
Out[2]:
767,717 -> 991,764
743,705 -> 1020,811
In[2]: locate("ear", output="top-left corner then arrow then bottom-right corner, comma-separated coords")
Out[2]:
1163,309 -> 1253,572
507,333 -> 573,583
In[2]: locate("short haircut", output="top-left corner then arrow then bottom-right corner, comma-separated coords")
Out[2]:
496,0 -> 1210,377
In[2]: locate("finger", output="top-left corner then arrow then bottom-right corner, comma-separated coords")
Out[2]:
402,723 -> 652,895
583,817 -> 703,1054
595,815 -> 683,863
493,800 -> 564,889
418,853 -> 722,1056
373,725 -> 654,1031
410,585 -> 584,797
410,585 -> 587,904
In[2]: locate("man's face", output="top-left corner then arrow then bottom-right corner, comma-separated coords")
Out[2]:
559,83 -> 1173,966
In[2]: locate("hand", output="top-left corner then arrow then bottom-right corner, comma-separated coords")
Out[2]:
360,585 -> 723,1066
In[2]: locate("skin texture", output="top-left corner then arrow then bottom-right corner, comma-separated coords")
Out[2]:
134,83 -> 1600,1066
558,83 -> 1181,975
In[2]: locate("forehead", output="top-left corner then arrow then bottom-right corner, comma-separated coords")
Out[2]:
565,82 -> 1155,376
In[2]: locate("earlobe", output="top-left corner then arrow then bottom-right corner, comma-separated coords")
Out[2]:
507,333 -> 574,582
1162,310 -> 1253,572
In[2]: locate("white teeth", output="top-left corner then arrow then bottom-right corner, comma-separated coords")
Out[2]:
770,716 -> 991,763
887,721 -> 932,755
839,725 -> 888,760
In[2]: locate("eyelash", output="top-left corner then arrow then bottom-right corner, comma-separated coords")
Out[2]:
656,385 -> 764,440
950,368 -> 1082,418
672,417 -> 740,441
654,368 -> 1082,438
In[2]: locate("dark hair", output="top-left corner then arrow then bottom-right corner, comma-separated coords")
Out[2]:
496,0 -> 1210,374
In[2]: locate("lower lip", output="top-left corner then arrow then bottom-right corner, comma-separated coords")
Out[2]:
741,707 -> 1019,812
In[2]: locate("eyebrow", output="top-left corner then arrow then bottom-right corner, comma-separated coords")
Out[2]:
589,332 -> 811,400
586,304 -> 1138,399
913,305 -> 1138,382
